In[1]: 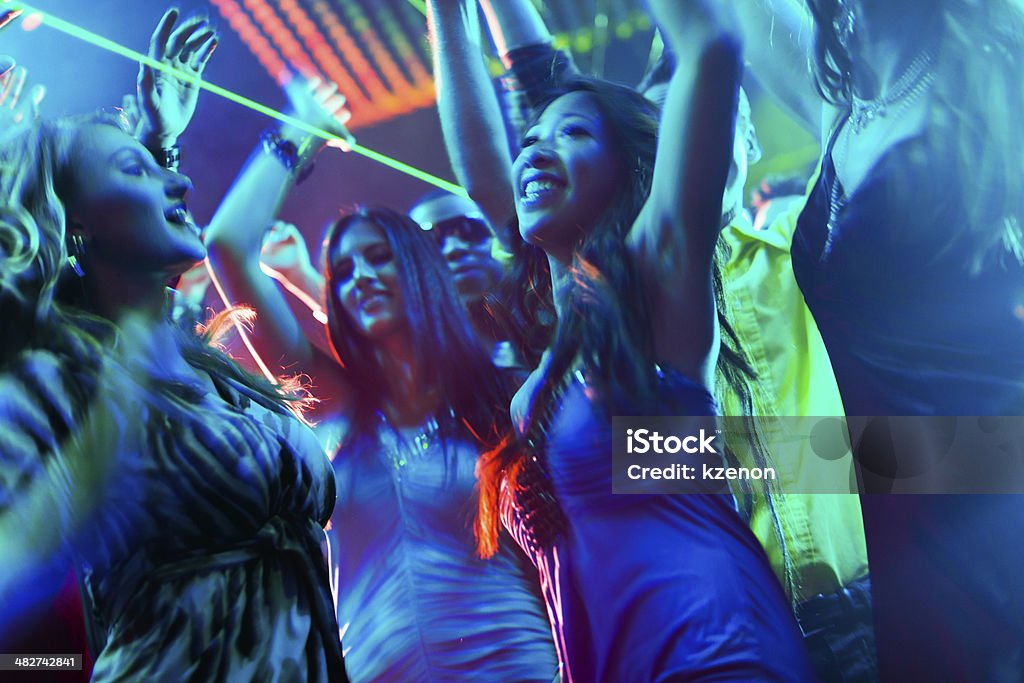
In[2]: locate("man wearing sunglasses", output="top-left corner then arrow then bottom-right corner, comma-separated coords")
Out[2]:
410,190 -> 504,309
410,191 -> 523,376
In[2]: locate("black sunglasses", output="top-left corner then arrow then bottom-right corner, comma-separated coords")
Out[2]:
425,215 -> 492,245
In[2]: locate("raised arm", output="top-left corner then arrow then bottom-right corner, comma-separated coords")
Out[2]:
478,0 -> 579,142
478,0 -> 552,59
427,0 -> 516,231
259,220 -> 331,358
630,0 -> 744,386
136,8 -> 218,154
697,0 -> 823,133
203,77 -> 350,372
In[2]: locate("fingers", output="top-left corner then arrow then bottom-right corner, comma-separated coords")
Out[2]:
0,9 -> 23,33
7,65 -> 25,109
0,69 -> 13,106
265,221 -> 299,243
178,19 -> 217,68
310,80 -> 352,127
166,14 -> 212,63
314,80 -> 339,101
191,32 -> 218,72
27,83 -> 44,118
0,65 -> 25,110
11,82 -> 44,122
148,7 -> 179,61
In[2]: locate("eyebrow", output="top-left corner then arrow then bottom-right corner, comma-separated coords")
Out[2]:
526,111 -> 600,135
561,111 -> 598,124
109,147 -> 148,163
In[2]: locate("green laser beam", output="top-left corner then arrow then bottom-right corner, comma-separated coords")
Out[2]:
405,0 -> 427,16
6,0 -> 466,197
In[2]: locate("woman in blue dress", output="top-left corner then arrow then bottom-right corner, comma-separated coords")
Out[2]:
206,205 -> 557,680
429,0 -> 814,680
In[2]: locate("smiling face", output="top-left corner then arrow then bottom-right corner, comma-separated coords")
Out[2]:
409,194 -> 502,304
65,123 -> 203,279
330,218 -> 407,340
512,91 -> 625,262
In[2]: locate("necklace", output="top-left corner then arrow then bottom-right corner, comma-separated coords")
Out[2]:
823,52 -> 935,261
378,409 -> 452,474
849,51 -> 934,133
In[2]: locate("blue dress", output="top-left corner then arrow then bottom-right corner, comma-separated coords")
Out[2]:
328,421 -> 558,682
502,370 -> 814,682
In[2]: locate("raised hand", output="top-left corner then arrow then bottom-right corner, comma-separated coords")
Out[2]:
0,7 -> 21,79
280,75 -> 355,157
137,7 -> 218,148
260,221 -> 315,278
0,66 -> 46,125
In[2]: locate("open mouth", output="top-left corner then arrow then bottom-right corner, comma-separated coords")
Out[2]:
358,292 -> 389,311
520,172 -> 566,206
165,205 -> 201,238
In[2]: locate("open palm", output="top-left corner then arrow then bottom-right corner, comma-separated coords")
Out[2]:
138,8 -> 218,146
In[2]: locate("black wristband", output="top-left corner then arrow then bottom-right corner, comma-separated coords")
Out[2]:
259,128 -> 300,171
260,128 -> 319,184
152,144 -> 181,172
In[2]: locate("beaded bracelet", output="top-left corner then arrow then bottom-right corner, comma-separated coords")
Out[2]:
259,128 -> 315,183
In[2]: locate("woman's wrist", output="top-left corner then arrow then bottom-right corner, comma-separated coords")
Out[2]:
262,125 -> 322,182
138,119 -> 179,150
139,126 -> 181,171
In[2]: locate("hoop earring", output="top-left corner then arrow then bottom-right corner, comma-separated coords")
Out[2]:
67,233 -> 86,278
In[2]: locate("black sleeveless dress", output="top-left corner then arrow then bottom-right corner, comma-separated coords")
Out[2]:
793,115 -> 1024,680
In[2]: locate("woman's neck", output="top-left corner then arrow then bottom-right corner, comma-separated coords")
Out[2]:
547,252 -> 573,324
376,331 -> 439,427
85,263 -> 174,325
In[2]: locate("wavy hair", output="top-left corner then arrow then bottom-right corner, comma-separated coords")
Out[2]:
807,0 -> 1024,271
476,76 -> 793,594
322,206 -> 511,448
0,114 -> 300,412
0,117 -> 79,359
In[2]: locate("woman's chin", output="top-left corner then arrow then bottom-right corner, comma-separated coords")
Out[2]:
166,249 -> 207,281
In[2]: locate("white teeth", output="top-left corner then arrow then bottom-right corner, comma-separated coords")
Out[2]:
524,179 -> 560,198
524,179 -> 565,200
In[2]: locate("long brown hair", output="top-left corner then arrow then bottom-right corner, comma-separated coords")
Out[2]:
321,206 -> 512,450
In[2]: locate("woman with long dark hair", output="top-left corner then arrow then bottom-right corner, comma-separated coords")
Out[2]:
205,197 -> 557,678
688,0 -> 1024,678
429,1 -> 813,680
0,10 -> 346,680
